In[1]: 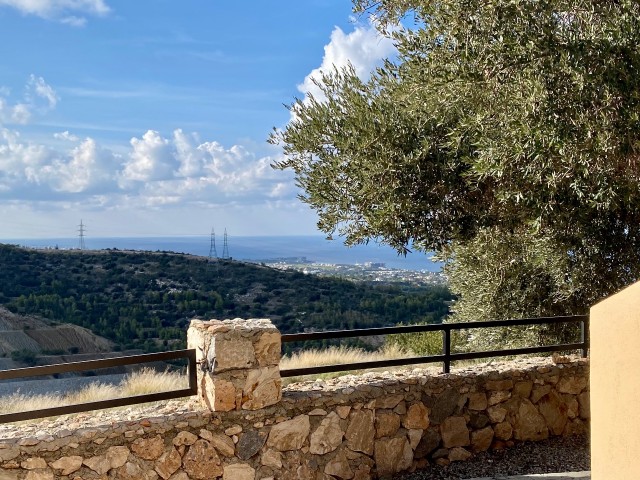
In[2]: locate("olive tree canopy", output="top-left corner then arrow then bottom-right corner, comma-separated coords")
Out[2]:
271,0 -> 640,321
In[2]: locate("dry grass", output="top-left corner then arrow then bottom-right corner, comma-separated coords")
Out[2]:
280,344 -> 421,384
0,368 -> 188,416
280,344 -> 409,370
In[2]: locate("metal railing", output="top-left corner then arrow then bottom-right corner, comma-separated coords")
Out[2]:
280,315 -> 589,378
0,349 -> 197,423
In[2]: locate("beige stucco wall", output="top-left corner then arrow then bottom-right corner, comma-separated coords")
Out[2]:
591,281 -> 640,479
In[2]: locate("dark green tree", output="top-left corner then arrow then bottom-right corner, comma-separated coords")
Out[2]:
271,0 -> 640,338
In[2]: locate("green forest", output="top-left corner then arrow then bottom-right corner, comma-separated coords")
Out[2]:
0,244 -> 452,352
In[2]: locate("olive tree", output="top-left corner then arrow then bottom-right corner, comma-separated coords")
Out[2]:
271,0 -> 640,345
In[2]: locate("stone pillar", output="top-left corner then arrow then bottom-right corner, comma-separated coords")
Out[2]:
187,318 -> 282,411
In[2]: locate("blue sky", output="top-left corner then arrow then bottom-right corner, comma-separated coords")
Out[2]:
0,0 -> 396,238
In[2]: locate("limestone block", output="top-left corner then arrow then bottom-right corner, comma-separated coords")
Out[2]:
223,463 -> 255,480
374,437 -> 413,476
310,411 -> 344,455
375,411 -> 401,439
106,446 -> 130,469
467,392 -> 488,411
242,366 -> 282,410
50,456 -> 83,476
414,428 -> 441,459
324,450 -> 354,479
375,394 -> 404,409
266,415 -> 310,451
114,462 -> 150,480
403,402 -> 430,430
186,322 -> 209,363
513,381 -> 533,398
83,455 -> 111,475
494,421 -> 513,440
173,431 -> 198,446
202,375 -> 237,412
261,449 -> 283,468
471,426 -> 494,452
345,409 -> 375,455
24,471 -> 53,480
530,385 -> 552,403
182,439 -> 223,479
21,458 -> 47,470
557,376 -> 587,394
254,331 -> 281,366
0,470 -> 19,480
514,399 -> 548,441
407,429 -> 423,450
209,337 -> 256,372
537,391 -> 568,435
487,405 -> 507,423
131,435 -> 165,460
205,433 -> 235,457
448,446 -> 472,462
440,416 -> 470,448
487,390 -> 511,406
485,379 -> 513,391
154,448 -> 181,480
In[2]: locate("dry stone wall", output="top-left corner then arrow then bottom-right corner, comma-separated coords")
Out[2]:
0,318 -> 589,479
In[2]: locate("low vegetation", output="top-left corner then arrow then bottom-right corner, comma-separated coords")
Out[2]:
0,368 -> 188,416
0,244 -> 453,354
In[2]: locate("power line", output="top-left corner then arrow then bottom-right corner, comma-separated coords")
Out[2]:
209,227 -> 218,260
78,220 -> 86,250
222,228 -> 230,260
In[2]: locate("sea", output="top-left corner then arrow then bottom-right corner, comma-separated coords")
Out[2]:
5,235 -> 442,272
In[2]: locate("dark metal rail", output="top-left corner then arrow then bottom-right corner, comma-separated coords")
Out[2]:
280,315 -> 589,377
0,349 -> 197,423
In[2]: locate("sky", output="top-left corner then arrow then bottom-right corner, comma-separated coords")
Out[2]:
0,0 -> 397,239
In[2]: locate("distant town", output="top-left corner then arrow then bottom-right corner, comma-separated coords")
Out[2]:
250,257 -> 446,286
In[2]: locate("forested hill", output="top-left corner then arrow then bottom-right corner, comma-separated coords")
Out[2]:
0,244 -> 452,352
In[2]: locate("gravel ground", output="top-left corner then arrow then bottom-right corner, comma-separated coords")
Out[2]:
394,435 -> 590,480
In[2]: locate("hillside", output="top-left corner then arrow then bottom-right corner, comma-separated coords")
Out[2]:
0,244 -> 453,353
0,306 -> 115,369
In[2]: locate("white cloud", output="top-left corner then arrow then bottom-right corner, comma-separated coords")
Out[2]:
54,130 -> 80,141
297,17 -> 397,102
0,75 -> 58,125
119,130 -> 176,185
36,137 -> 118,193
0,128 -> 119,196
0,0 -> 110,24
26,75 -> 59,109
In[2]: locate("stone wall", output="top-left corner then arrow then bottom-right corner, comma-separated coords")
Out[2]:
0,319 -> 589,479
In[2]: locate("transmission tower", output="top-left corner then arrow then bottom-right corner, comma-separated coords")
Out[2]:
208,228 -> 218,260
222,228 -> 230,259
78,220 -> 86,250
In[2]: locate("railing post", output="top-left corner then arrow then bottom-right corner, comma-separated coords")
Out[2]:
187,318 -> 282,412
443,327 -> 451,374
581,316 -> 589,358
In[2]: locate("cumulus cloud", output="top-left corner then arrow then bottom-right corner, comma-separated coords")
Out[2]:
0,128 -> 119,197
0,76 -> 58,125
36,138 -> 119,193
120,130 -> 176,185
297,17 -> 397,102
0,0 -> 110,25
0,123 -> 295,208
